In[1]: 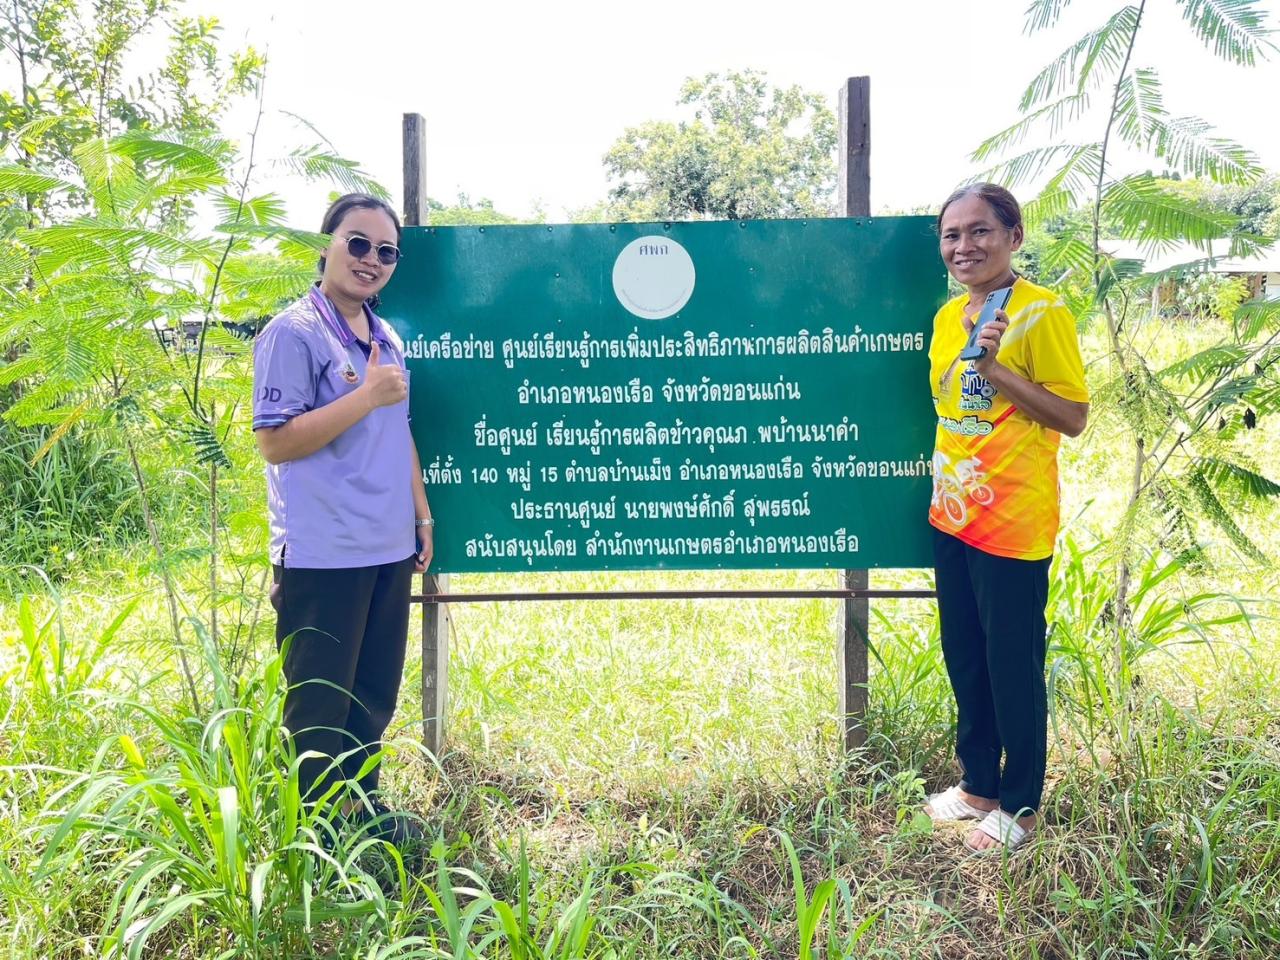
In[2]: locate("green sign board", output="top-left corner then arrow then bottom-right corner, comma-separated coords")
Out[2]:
378,218 -> 946,573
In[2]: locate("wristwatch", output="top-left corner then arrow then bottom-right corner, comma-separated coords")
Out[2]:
415,517 -> 435,528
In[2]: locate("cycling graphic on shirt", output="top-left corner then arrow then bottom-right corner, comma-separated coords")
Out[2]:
931,451 -> 996,526
958,366 -> 998,412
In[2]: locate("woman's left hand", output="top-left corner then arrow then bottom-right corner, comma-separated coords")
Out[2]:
972,309 -> 1010,377
414,525 -> 434,572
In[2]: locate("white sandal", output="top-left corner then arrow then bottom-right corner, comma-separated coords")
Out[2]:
924,785 -> 989,823
966,808 -> 1033,853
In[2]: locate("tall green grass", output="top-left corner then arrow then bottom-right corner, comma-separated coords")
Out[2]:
0,421 -> 146,585
3,540 -> 1277,958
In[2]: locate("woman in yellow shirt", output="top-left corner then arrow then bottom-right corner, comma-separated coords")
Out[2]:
922,184 -> 1089,852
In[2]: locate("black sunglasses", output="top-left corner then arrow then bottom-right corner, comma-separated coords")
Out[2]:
342,234 -> 401,265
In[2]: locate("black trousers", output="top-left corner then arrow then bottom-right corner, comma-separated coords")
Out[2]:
932,527 -> 1051,816
271,556 -> 415,800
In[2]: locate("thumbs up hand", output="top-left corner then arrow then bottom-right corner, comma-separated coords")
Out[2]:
361,340 -> 407,409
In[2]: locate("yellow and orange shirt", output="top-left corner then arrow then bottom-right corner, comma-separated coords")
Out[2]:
928,277 -> 1089,560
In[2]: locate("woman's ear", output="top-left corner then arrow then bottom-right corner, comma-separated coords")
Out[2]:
1011,225 -> 1025,252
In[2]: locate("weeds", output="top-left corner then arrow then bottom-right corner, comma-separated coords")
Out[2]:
4,561 -> 1277,957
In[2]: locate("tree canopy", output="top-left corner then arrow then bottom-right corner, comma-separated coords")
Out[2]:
602,70 -> 836,222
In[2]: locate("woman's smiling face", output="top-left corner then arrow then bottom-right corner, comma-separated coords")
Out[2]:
938,193 -> 1022,290
320,205 -> 400,303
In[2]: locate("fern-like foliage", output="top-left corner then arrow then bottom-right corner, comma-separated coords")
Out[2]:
1232,298 -> 1280,340
1020,5 -> 1142,109
1197,456 -> 1280,497
1025,0 -> 1079,34
1112,68 -> 1165,147
1150,115 -> 1261,184
0,121 -> 389,475
1150,478 -> 1211,572
974,143 -> 1103,191
1176,0 -> 1276,65
1187,468 -> 1268,560
1103,174 -> 1241,251
274,146 -> 390,201
177,419 -> 233,469
973,92 -> 1093,163
0,166 -> 74,195
211,191 -> 287,228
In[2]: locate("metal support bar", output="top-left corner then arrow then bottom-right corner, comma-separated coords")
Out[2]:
410,587 -> 934,604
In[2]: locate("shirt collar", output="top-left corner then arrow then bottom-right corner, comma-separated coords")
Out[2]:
308,283 -> 391,348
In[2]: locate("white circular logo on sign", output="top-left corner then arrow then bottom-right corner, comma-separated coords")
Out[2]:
611,235 -> 696,320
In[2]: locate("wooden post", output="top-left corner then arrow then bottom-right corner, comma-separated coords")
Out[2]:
421,573 -> 450,755
403,112 -> 448,753
837,77 -> 871,751
403,113 -> 428,227
838,569 -> 869,751
838,78 -> 870,218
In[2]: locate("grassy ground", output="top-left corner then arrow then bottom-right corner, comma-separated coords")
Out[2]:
2,316 -> 1279,958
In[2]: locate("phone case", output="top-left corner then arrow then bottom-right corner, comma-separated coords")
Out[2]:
960,286 -> 1013,361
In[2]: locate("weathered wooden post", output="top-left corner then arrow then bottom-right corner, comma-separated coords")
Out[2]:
402,113 -> 428,227
403,112 -> 450,755
420,572 -> 449,756
837,77 -> 871,751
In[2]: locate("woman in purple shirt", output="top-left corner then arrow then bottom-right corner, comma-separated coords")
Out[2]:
252,193 -> 433,845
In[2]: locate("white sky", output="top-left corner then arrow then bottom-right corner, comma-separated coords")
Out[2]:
203,0 -> 1280,224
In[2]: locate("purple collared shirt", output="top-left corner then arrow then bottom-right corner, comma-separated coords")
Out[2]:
252,286 -> 414,569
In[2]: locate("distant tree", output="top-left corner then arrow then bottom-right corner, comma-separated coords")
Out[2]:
0,1 -> 264,230
1163,174 -> 1280,237
426,193 -> 522,226
602,69 -> 836,221
566,199 -> 610,224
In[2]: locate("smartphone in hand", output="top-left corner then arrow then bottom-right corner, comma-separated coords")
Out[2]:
960,286 -> 1014,361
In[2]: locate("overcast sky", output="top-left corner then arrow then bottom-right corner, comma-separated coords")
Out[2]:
203,0 -> 1280,225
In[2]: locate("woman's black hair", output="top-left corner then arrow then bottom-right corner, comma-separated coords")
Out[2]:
317,193 -> 403,275
936,182 -> 1023,234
